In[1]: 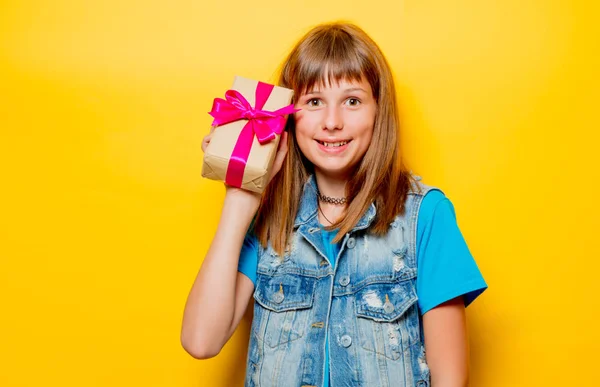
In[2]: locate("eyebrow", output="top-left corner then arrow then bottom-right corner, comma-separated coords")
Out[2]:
343,87 -> 367,93
304,87 -> 367,95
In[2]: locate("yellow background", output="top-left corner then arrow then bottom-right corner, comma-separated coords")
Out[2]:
1,1 -> 598,386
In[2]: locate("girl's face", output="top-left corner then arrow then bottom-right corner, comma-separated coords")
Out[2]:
294,77 -> 377,179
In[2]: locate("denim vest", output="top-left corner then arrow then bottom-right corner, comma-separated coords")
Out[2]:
245,175 -> 437,387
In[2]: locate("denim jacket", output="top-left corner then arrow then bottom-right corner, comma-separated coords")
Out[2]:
245,175 -> 435,387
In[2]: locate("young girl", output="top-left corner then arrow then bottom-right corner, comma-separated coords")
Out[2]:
182,22 -> 487,387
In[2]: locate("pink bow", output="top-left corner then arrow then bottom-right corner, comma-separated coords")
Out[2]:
208,82 -> 298,188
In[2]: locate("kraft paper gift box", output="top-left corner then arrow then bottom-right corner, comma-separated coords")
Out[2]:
201,76 -> 296,194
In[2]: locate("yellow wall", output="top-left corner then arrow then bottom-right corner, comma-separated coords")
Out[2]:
1,1 -> 598,385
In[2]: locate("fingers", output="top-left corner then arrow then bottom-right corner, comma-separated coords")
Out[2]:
278,131 -> 289,153
271,131 -> 289,176
202,126 -> 218,153
202,134 -> 212,153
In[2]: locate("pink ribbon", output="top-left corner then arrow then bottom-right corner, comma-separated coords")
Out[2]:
208,82 -> 298,188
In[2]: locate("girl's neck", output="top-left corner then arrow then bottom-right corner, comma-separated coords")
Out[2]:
314,171 -> 348,227
314,170 -> 348,199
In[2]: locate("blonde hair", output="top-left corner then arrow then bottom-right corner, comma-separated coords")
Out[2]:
255,21 -> 416,255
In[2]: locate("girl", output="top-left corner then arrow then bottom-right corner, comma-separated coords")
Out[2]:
182,22 -> 487,387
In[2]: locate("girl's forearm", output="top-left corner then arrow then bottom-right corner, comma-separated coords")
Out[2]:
424,297 -> 470,387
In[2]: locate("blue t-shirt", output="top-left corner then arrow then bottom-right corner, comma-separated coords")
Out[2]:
237,189 -> 487,387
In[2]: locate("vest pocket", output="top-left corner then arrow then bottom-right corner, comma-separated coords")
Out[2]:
252,273 -> 316,348
354,280 -> 419,361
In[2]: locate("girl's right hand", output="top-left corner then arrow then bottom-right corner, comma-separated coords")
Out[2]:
202,128 -> 289,201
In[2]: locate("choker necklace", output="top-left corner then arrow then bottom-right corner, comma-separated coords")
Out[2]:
317,190 -> 348,205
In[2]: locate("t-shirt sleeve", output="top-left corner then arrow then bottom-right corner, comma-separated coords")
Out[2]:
237,230 -> 259,286
416,190 -> 488,315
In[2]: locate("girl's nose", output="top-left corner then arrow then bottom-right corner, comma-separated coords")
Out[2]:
323,105 -> 343,131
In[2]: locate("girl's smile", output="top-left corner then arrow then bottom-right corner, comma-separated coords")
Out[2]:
315,138 -> 352,154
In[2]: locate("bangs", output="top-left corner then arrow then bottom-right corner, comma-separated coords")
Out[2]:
287,28 -> 378,97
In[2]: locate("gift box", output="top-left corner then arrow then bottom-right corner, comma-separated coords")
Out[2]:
201,76 -> 296,193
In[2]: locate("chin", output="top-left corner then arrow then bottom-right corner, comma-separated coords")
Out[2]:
312,162 -> 353,177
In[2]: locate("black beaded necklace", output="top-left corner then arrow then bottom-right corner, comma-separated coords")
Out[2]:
316,189 -> 348,205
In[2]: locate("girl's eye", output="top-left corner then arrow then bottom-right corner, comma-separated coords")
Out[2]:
345,98 -> 361,106
307,98 -> 322,107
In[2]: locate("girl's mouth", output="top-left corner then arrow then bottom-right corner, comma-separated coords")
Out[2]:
315,139 -> 352,153
315,140 -> 351,148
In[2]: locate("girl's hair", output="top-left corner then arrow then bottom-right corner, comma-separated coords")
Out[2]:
255,21 -> 416,255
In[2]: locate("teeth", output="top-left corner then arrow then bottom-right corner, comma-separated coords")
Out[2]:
320,141 -> 348,147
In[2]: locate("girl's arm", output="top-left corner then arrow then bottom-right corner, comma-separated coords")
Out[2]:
180,190 -> 259,359
423,296 -> 470,387
180,130 -> 288,359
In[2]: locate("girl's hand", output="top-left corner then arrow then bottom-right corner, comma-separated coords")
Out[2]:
203,127 -> 289,201
226,131 -> 289,200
